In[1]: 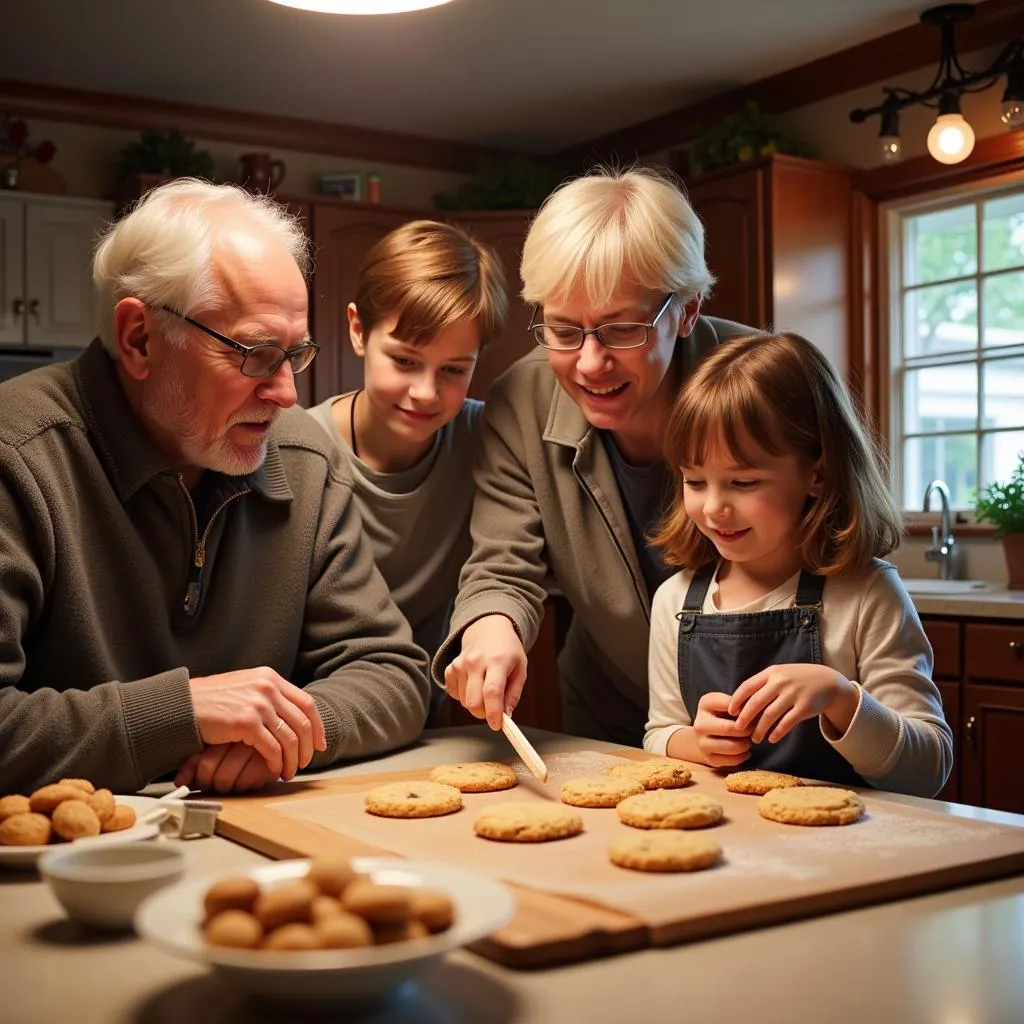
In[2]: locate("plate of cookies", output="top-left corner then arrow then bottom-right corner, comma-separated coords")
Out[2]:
0,779 -> 161,869
134,856 -> 516,1002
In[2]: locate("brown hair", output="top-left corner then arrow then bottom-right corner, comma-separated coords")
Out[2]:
353,219 -> 508,348
651,331 -> 903,575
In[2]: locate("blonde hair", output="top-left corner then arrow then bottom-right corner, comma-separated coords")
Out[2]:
520,165 -> 715,310
92,178 -> 310,354
652,332 -> 903,575
354,220 -> 507,348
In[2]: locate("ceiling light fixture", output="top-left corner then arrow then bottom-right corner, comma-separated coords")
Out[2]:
850,4 -> 1024,166
266,0 -> 456,14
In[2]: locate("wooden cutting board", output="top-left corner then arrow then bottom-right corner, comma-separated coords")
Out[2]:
214,750 -> 1024,969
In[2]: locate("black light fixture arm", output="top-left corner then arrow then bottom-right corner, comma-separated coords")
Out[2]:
850,4 -> 1024,125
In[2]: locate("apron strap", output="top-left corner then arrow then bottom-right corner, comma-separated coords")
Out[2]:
794,569 -> 826,608
681,560 -> 717,612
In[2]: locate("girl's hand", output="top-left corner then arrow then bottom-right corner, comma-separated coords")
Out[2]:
692,691 -> 754,768
444,615 -> 527,731
729,664 -> 858,744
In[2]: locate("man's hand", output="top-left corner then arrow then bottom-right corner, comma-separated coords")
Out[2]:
188,667 -> 326,781
444,615 -> 527,731
692,691 -> 754,768
729,663 -> 858,744
175,744 -> 279,793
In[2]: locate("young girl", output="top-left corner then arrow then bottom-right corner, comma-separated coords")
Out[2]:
645,331 -> 953,798
308,220 -> 507,723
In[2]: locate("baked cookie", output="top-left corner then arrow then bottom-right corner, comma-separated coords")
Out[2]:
0,812 -> 52,846
101,804 -> 137,833
609,831 -> 723,873
560,775 -> 644,808
617,790 -> 723,830
473,802 -> 584,842
428,761 -> 518,793
724,770 -> 804,795
51,799 -> 102,841
605,758 -> 692,789
28,783 -> 84,815
0,794 -> 30,823
758,786 -> 865,826
364,780 -> 463,819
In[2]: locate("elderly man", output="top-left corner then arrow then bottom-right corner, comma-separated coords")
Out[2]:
0,179 -> 430,795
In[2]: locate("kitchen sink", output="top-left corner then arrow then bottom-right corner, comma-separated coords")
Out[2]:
900,578 -> 993,596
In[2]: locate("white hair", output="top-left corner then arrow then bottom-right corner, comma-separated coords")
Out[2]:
92,178 -> 311,355
520,165 -> 715,310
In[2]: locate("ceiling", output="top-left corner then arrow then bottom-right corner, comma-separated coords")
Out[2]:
2,0 -> 943,154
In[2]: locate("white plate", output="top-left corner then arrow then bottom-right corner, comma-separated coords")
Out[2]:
135,857 -> 516,1002
0,794 -> 161,870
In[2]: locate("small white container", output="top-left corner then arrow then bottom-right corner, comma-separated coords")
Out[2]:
40,841 -> 186,931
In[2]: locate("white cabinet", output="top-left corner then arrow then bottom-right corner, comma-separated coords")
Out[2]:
0,194 -> 111,349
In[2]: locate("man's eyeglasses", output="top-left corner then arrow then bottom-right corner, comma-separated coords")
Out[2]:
528,293 -> 675,351
160,306 -> 319,378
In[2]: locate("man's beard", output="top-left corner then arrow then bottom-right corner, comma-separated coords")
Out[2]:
143,356 -> 274,477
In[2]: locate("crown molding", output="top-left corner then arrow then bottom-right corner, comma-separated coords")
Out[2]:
0,78 -> 509,174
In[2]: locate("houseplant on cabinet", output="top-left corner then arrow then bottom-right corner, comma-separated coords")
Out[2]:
975,452 -> 1024,589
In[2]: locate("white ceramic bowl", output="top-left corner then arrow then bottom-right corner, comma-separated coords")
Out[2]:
40,841 -> 186,930
135,857 -> 516,1003
0,794 -> 162,870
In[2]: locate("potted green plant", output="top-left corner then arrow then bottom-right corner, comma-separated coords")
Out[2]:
974,452 -> 1024,589
692,101 -> 812,175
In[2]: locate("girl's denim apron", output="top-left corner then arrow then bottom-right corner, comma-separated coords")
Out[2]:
676,561 -> 864,786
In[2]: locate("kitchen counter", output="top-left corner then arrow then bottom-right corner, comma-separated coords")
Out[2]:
909,582 -> 1024,619
2,727 -> 1023,1024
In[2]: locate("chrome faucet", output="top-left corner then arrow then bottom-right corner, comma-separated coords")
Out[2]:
922,479 -> 959,580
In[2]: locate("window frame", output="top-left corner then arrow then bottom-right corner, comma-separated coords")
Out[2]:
881,169 -> 1024,527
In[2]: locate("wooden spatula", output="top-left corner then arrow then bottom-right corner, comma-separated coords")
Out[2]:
501,713 -> 549,783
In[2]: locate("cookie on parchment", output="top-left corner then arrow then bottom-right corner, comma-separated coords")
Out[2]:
617,790 -> 723,830
724,770 -> 804,795
364,781 -> 462,819
473,802 -> 583,842
605,758 -> 692,790
609,831 -> 723,873
560,776 -> 644,808
428,761 -> 518,793
757,786 -> 865,826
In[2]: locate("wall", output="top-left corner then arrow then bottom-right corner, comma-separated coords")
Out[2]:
17,116 -> 469,209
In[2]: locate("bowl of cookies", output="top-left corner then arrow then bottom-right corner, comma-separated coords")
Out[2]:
135,856 -> 516,1002
39,841 -> 186,930
0,779 -> 163,870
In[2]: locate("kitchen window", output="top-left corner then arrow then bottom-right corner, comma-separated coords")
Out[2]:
887,180 -> 1024,512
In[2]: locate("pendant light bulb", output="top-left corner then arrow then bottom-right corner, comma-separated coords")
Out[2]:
926,111 -> 976,165
266,0 -> 456,13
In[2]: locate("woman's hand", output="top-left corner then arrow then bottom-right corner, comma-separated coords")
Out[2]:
691,691 -> 753,768
444,615 -> 527,730
729,663 -> 859,744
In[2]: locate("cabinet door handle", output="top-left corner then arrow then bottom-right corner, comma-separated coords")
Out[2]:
965,715 -> 977,750
1010,641 -> 1023,655
12,298 -> 25,319
28,298 -> 40,322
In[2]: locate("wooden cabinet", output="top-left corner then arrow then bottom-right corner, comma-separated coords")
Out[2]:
444,210 -> 535,399
0,194 -> 111,349
685,154 -> 854,376
308,200 -> 414,405
921,616 -> 1024,813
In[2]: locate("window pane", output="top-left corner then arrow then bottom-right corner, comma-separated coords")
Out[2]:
903,364 -> 977,435
905,204 -> 977,286
982,270 -> 1024,349
904,281 -> 977,357
981,431 -> 1024,491
982,357 -> 1024,429
982,192 -> 1024,273
903,434 -> 977,509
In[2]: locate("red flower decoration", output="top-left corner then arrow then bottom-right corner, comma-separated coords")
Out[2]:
8,119 -> 28,145
35,140 -> 57,164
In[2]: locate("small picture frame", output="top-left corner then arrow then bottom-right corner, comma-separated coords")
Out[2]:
317,172 -> 362,200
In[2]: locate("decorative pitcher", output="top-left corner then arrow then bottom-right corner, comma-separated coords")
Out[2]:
239,153 -> 285,194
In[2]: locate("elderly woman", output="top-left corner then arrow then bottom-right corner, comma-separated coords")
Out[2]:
436,166 -> 754,747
